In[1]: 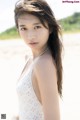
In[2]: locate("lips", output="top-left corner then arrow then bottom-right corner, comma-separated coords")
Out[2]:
29,42 -> 38,45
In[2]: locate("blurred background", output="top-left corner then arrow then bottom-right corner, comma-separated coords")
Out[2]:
0,0 -> 80,120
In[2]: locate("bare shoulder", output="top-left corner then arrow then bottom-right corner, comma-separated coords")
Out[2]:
34,53 -> 58,86
33,53 -> 60,120
34,53 -> 57,78
33,53 -> 58,97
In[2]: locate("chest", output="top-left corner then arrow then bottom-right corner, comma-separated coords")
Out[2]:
17,63 -> 42,105
32,72 -> 42,105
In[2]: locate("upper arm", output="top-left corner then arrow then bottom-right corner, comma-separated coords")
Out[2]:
35,58 -> 60,120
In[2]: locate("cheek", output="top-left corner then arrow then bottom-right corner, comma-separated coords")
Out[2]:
19,31 -> 24,36
19,31 -> 26,39
40,30 -> 50,41
18,31 -> 29,44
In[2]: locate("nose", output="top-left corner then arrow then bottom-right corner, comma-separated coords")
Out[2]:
27,30 -> 35,40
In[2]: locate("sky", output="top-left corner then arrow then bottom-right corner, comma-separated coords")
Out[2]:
0,0 -> 80,33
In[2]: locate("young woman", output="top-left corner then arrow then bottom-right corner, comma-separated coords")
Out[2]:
14,0 -> 63,120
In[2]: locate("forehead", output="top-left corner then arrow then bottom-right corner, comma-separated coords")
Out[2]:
18,14 -> 41,25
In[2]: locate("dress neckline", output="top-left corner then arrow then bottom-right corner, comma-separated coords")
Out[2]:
17,47 -> 49,84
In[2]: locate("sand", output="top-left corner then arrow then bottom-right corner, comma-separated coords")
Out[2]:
0,33 -> 80,120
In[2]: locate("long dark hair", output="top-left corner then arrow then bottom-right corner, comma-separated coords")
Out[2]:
14,0 -> 63,97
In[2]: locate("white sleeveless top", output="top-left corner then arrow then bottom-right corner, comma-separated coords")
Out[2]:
16,57 -> 44,120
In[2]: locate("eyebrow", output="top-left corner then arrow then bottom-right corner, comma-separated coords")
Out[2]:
19,22 -> 41,27
33,23 -> 41,25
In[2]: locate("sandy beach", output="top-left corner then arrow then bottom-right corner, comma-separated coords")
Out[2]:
0,33 -> 80,120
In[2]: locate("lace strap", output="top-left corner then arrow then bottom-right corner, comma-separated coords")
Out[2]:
21,57 -> 30,75
17,57 -> 30,81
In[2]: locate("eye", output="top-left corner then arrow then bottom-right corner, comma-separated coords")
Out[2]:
20,27 -> 27,31
34,26 -> 42,29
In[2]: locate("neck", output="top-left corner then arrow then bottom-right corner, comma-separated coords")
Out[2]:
32,47 -> 49,59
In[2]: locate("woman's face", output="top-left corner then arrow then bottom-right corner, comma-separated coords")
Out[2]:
18,14 -> 50,51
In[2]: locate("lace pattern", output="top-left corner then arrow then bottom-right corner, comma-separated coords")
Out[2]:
16,59 -> 44,120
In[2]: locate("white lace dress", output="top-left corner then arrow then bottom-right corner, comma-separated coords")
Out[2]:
16,58 -> 44,120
